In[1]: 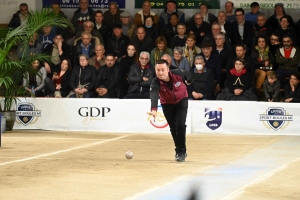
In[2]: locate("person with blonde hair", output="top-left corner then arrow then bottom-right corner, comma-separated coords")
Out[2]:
262,71 -> 280,102
150,36 -> 172,66
182,33 -> 201,68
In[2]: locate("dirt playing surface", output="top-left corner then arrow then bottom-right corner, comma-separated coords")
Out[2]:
0,130 -> 299,200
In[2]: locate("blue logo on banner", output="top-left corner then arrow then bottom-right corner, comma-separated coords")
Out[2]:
259,107 -> 293,131
205,107 -> 222,130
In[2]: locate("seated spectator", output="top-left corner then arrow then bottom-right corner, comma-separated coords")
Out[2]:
103,1 -> 123,29
95,54 -> 121,98
169,23 -> 187,49
267,3 -> 295,31
275,35 -> 300,86
182,33 -> 201,68
88,44 -> 106,71
119,44 -> 139,97
106,23 -> 129,61
171,47 -> 190,71
51,3 -> 72,40
44,59 -> 72,98
73,31 -> 96,66
269,32 -> 282,70
245,2 -> 263,25
38,25 -> 56,50
225,1 -> 236,23
17,32 -> 42,60
188,55 -> 213,100
232,8 -> 255,54
254,13 -> 273,38
217,57 -> 257,101
51,3 -> 67,18
43,33 -> 72,78
8,3 -> 29,29
23,60 -> 46,97
71,0 -> 95,34
93,10 -> 112,44
252,35 -> 275,91
199,42 -> 222,93
187,12 -> 210,47
150,36 -> 172,66
69,54 -> 97,98
143,16 -> 160,41
284,73 -> 300,102
159,0 -> 185,27
214,33 -> 233,88
216,11 -> 234,44
199,3 -> 217,24
274,16 -> 298,47
203,23 -> 230,48
161,13 -> 179,47
134,0 -> 158,27
263,71 -> 281,102
124,51 -> 154,99
131,27 -> 154,54
120,11 -> 136,39
75,20 -> 104,46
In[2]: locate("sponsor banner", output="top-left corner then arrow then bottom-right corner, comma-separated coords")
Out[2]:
231,0 -> 300,9
42,0 -> 125,9
13,99 -> 299,135
135,0 -> 220,9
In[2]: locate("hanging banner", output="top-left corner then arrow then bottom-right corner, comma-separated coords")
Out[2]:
135,0 -> 220,9
231,0 -> 300,9
43,0 -> 125,9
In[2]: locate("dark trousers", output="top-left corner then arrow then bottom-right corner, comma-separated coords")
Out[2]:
161,98 -> 188,154
123,92 -> 150,99
276,68 -> 298,87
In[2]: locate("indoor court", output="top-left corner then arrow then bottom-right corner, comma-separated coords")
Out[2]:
1,130 -> 300,200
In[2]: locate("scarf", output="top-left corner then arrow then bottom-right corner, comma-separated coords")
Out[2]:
230,68 -> 247,77
184,46 -> 200,63
154,48 -> 170,65
255,45 -> 270,61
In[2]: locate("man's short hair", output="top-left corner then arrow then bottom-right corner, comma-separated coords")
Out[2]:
267,71 -> 277,79
257,13 -> 266,19
215,33 -> 225,40
200,42 -> 213,48
156,59 -> 169,66
20,3 -> 28,8
235,8 -> 245,15
140,51 -> 150,59
235,43 -> 246,50
194,55 -> 205,62
170,12 -> 179,19
78,54 -> 89,60
83,20 -> 94,27
199,3 -> 208,9
282,35 -> 293,41
81,31 -> 92,38
95,10 -> 104,16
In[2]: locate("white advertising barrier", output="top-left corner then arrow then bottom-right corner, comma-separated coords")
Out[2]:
191,101 -> 299,135
13,98 -> 192,134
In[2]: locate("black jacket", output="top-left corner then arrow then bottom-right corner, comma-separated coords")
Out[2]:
43,42 -> 72,64
284,83 -> 300,102
232,20 -> 255,53
188,68 -> 213,100
169,35 -> 187,49
251,47 -> 275,70
226,70 -> 253,93
226,55 -> 256,79
267,14 -> 295,31
162,23 -> 178,47
69,65 -> 97,92
143,24 -> 160,42
198,52 -> 222,85
73,39 -> 96,66
71,8 -> 95,33
57,70 -> 72,97
131,35 -> 154,54
187,21 -> 211,46
8,11 -> 22,29
127,63 -> 154,93
93,22 -> 112,46
106,34 -> 130,58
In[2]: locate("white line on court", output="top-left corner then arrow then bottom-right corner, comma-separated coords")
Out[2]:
0,135 -> 128,167
221,155 -> 300,200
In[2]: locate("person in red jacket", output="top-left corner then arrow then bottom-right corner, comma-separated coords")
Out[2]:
148,59 -> 189,162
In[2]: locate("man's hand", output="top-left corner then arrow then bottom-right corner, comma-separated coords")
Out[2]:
285,98 -> 293,102
234,89 -> 243,95
44,62 -> 51,73
147,110 -> 157,122
143,77 -> 149,81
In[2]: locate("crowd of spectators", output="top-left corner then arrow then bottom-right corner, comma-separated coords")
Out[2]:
8,0 -> 300,102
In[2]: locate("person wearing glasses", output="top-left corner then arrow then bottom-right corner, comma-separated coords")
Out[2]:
74,20 -> 104,47
123,51 -> 154,99
8,3 -> 29,29
187,12 -> 210,47
275,35 -> 300,86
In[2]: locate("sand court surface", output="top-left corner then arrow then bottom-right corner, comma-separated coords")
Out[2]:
1,130 -> 300,200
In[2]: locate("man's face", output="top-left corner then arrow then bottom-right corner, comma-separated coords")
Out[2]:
155,63 -> 170,81
170,15 -> 179,26
194,59 -> 205,67
143,1 -> 151,12
113,28 -> 122,37
212,24 -> 221,36
167,2 -> 176,13
20,5 -> 28,16
79,56 -> 88,67
235,11 -> 244,23
270,35 -> 280,45
109,4 -> 118,15
215,35 -> 225,46
82,34 -> 91,46
225,2 -> 233,13
84,22 -> 93,32
235,46 -> 246,57
251,6 -> 260,14
43,26 -> 52,35
282,37 -> 292,49
200,5 -> 208,15
95,46 -> 104,55
280,18 -> 289,29
95,13 -> 104,23
268,77 -> 276,85
120,17 -> 130,25
79,0 -> 89,11
201,47 -> 212,58
51,4 -> 60,15
161,55 -> 171,66
177,25 -> 186,35
218,12 -> 226,23
105,56 -> 115,67
194,14 -> 203,25
275,6 -> 284,16
137,28 -> 146,40
54,35 -> 64,45
139,54 -> 149,67
257,16 -> 266,26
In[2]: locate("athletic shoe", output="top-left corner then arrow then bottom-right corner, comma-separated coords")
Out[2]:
175,152 -> 187,162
